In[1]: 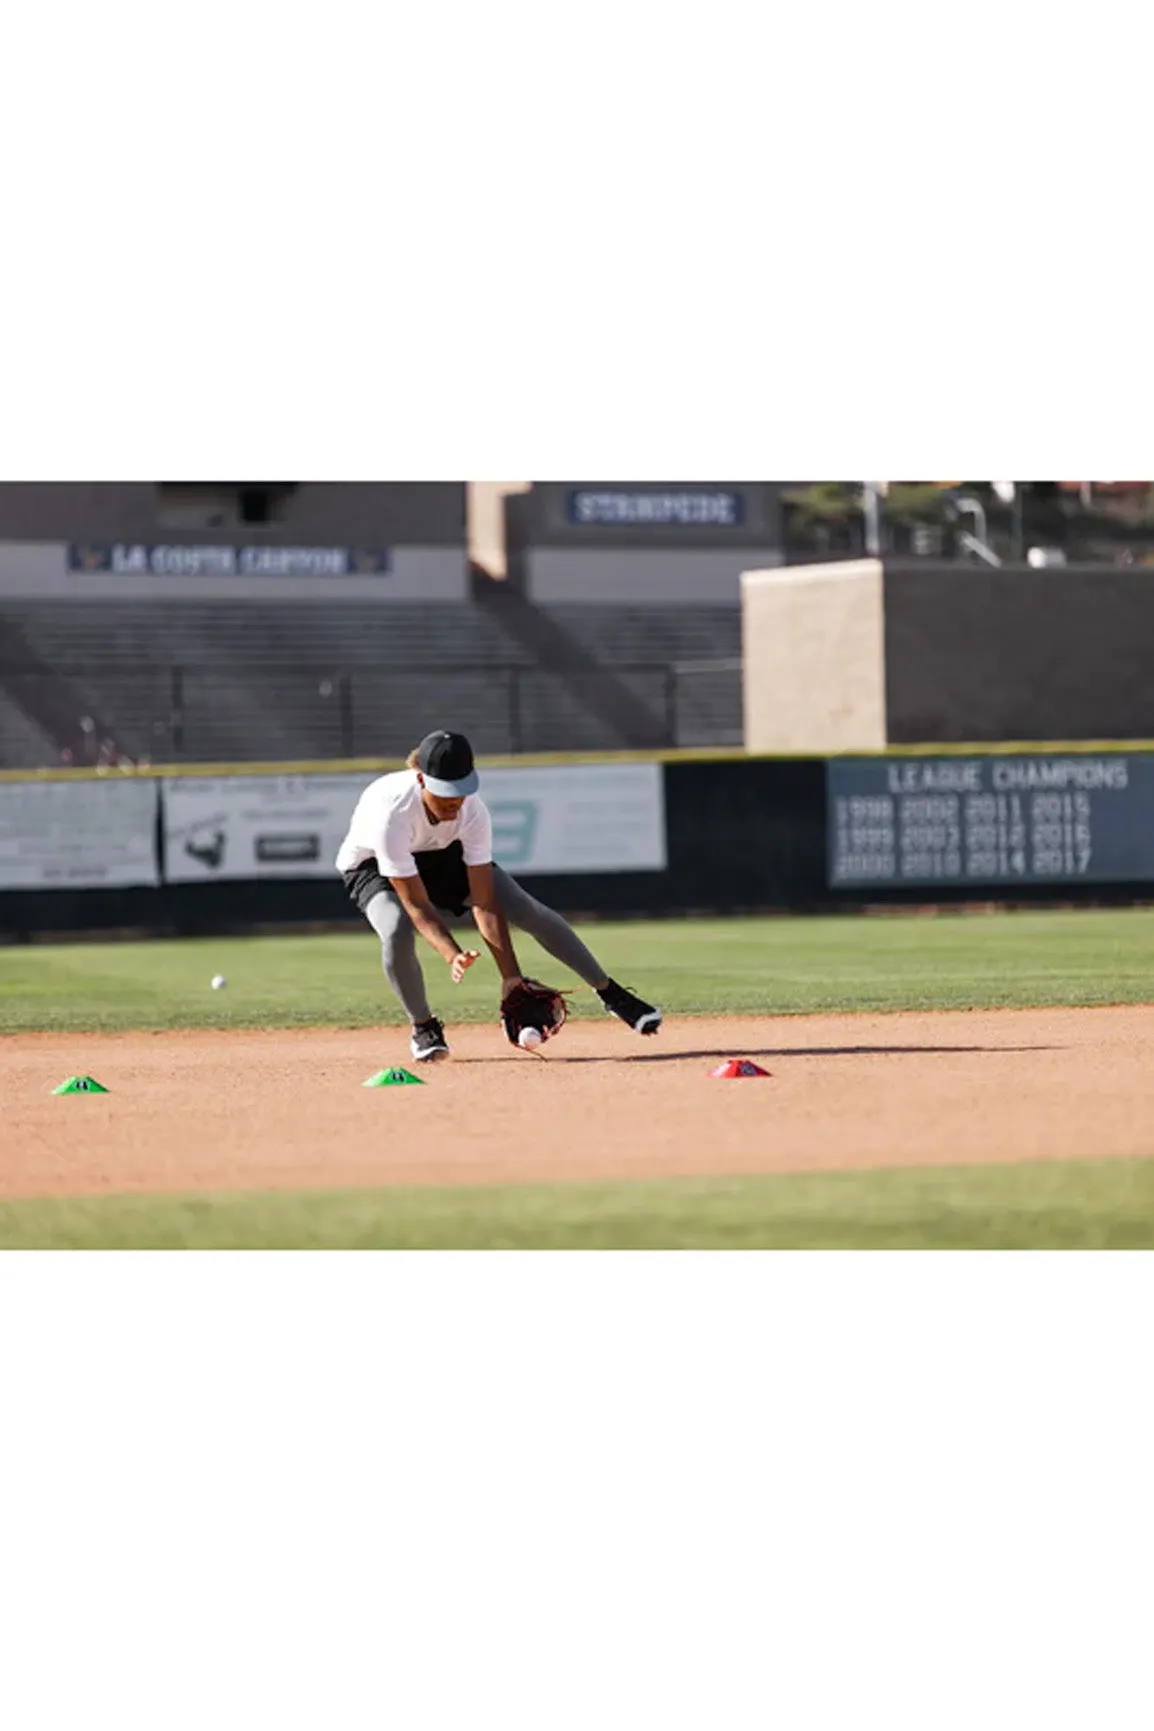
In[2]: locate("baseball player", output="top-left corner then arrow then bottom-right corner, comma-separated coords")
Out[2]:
336,729 -> 662,1061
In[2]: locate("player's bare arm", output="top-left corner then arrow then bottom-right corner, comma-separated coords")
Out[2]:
389,873 -> 480,982
467,862 -> 524,997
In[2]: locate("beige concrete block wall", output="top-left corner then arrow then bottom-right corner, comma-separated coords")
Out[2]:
467,482 -> 530,578
741,559 -> 887,751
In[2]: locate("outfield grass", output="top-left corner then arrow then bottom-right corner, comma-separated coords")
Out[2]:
3,907 -> 1154,1034
1,1158 -> 1152,1249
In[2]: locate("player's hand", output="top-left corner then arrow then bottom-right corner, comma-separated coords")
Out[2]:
500,974 -> 525,1000
451,949 -> 481,984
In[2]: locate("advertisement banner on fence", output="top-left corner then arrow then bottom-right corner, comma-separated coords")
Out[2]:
162,774 -> 369,883
161,764 -> 666,883
480,764 -> 666,874
0,779 -> 160,889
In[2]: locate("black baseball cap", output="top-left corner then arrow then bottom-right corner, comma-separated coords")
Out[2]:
416,730 -> 479,798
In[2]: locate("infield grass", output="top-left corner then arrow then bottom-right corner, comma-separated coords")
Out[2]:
3,907 -> 1154,1034
1,1157 -> 1152,1248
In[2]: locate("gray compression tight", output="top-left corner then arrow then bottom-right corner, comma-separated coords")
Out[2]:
363,864 -> 608,1024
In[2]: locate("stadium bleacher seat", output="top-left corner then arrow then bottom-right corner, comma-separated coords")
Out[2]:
0,685 -> 57,769
0,595 -> 744,762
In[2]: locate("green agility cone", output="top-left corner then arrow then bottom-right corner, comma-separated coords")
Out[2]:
52,1075 -> 110,1095
363,1067 -> 425,1088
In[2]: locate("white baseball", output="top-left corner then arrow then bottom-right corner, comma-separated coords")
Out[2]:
518,1026 -> 543,1049
211,975 -> 227,990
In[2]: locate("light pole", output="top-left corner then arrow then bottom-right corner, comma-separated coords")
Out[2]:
992,482 -> 1024,561
862,483 -> 883,556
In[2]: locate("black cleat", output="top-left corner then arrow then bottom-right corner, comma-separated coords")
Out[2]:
410,1017 -> 450,1062
598,980 -> 662,1036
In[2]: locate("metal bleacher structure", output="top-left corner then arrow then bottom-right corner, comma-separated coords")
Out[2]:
0,683 -> 55,767
0,483 -> 775,769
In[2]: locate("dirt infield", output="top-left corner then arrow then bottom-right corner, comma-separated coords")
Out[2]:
5,1006 -> 1154,1201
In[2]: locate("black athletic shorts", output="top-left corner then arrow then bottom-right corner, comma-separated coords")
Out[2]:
342,842 -> 471,919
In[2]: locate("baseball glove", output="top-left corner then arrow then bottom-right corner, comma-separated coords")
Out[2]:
500,978 -> 568,1048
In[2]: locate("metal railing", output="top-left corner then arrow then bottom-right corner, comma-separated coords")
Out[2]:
0,659 -> 745,766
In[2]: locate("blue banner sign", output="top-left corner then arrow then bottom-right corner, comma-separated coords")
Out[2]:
69,544 -> 390,576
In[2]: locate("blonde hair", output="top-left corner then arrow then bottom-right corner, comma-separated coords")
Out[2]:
406,747 -> 422,770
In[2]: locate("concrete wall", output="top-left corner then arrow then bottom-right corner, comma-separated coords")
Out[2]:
741,558 -> 1154,748
884,563 -> 1154,741
468,482 -> 530,577
506,483 -> 783,602
0,484 -> 466,545
742,560 -> 886,751
528,548 -> 780,606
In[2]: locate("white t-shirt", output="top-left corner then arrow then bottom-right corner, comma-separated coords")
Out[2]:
335,770 -> 493,879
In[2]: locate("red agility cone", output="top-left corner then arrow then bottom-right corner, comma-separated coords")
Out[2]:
708,1058 -> 770,1079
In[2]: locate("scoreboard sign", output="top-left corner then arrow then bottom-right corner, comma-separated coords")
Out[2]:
828,753 -> 1154,888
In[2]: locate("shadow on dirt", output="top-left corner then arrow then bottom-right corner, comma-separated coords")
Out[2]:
455,1044 -> 1059,1065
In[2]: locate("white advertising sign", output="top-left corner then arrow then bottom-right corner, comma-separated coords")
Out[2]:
162,774 -> 373,883
481,764 -> 666,874
0,778 -> 160,889
161,764 -> 666,882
